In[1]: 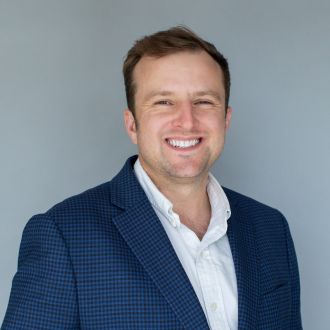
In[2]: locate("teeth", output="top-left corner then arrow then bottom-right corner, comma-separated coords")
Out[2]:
167,139 -> 200,148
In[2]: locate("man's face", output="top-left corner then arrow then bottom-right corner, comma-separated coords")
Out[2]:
124,50 -> 232,184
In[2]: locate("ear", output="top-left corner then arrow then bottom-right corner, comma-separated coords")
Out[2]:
225,106 -> 232,132
124,109 -> 138,144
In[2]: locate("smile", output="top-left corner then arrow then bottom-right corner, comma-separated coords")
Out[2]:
166,138 -> 201,148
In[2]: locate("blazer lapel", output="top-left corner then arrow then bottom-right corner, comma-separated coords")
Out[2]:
227,199 -> 260,330
110,157 -> 209,330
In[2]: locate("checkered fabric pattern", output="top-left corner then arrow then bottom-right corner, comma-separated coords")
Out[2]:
2,156 -> 302,329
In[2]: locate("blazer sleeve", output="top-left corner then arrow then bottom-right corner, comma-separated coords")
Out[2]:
283,215 -> 303,329
1,214 -> 79,329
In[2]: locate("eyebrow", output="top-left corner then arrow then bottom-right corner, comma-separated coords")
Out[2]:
193,90 -> 222,101
144,90 -> 223,102
144,90 -> 175,101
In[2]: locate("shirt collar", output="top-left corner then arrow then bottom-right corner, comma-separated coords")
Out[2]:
207,172 -> 231,223
134,158 -> 231,230
204,173 -> 231,244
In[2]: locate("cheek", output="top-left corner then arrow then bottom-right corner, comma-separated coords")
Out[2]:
136,120 -> 160,147
139,115 -> 168,135
202,114 -> 226,132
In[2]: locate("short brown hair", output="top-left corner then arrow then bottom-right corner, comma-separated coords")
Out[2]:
123,26 -> 231,115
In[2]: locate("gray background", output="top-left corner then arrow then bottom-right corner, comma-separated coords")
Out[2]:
1,0 -> 329,327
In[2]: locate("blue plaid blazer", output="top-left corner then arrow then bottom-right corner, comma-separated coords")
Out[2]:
2,156 -> 302,329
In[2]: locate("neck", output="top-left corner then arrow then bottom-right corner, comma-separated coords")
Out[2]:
142,164 -> 212,240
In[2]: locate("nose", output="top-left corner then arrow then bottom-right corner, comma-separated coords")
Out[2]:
172,102 -> 196,131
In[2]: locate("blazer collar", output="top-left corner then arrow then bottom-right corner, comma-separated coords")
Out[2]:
109,156 -> 209,329
225,188 -> 260,330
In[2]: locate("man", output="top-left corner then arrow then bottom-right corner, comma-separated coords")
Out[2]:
2,27 -> 302,329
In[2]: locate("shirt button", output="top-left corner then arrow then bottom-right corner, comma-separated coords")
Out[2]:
201,249 -> 210,259
210,302 -> 218,311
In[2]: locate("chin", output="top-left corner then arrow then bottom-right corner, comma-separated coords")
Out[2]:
165,163 -> 209,180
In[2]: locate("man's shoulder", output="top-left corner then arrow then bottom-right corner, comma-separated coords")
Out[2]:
223,186 -> 286,227
44,156 -> 137,216
223,187 -> 278,211
32,156 -> 141,226
223,187 -> 292,258
30,180 -> 115,230
52,180 -> 113,211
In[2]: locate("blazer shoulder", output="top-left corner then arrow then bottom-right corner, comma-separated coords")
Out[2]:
27,180 -> 118,232
223,187 -> 282,214
223,186 -> 288,235
46,156 -> 142,217
50,180 -> 112,211
26,156 -> 142,232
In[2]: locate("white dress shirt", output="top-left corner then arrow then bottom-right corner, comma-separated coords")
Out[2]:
134,159 -> 238,330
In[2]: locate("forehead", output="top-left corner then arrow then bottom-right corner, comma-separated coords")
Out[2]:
133,51 -> 225,96
135,50 -> 222,75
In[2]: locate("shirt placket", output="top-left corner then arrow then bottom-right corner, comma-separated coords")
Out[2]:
196,246 -> 231,330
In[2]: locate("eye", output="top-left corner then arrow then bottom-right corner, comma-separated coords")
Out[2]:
194,100 -> 214,105
154,100 -> 172,106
